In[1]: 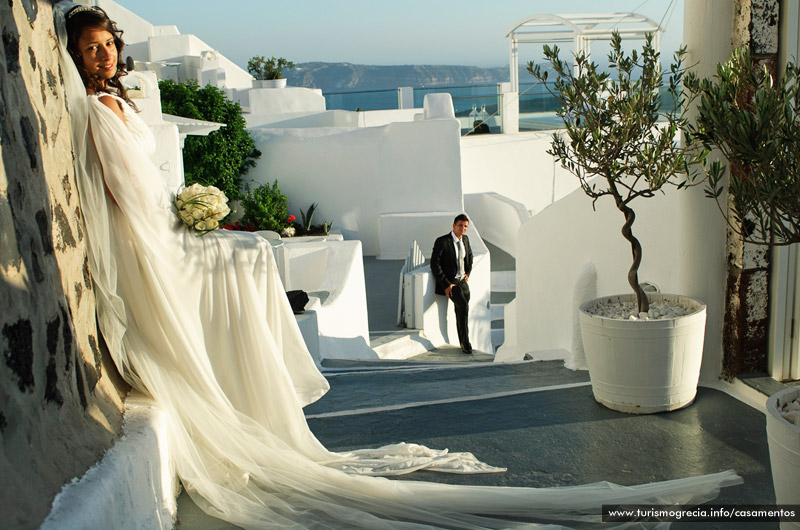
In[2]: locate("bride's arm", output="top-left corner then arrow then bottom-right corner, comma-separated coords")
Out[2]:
90,95 -> 128,205
86,119 -> 119,207
97,94 -> 126,125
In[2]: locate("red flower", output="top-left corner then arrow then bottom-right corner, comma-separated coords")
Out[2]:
287,215 -> 296,223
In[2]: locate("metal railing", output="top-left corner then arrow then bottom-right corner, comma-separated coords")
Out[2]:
323,87 -> 400,111
322,82 -> 680,133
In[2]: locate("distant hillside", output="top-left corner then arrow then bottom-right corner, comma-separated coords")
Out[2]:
285,62 -> 514,91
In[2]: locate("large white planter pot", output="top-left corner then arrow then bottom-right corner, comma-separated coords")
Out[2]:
579,294 -> 707,414
254,78 -> 287,88
766,386 -> 800,530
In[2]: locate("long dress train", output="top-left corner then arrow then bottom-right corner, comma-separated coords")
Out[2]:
55,4 -> 741,529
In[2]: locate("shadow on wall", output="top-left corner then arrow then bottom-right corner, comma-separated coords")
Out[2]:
248,118 -> 463,256
280,239 -> 373,360
398,228 -> 493,355
0,2 -> 127,527
499,179 -> 684,368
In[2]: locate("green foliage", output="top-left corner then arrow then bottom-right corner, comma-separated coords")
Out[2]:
292,203 -> 334,236
300,203 -> 318,231
247,56 -> 295,80
158,78 -> 261,200
684,47 -> 800,245
527,32 -> 704,312
240,181 -> 290,232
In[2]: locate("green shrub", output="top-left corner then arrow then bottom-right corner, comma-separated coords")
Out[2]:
240,181 -> 290,232
247,56 -> 295,80
684,47 -> 800,245
158,79 -> 261,200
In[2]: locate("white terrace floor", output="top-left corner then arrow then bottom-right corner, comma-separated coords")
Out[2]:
175,244 -> 780,530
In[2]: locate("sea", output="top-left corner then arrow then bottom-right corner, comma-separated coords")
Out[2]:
323,82 -> 558,116
323,81 -> 676,131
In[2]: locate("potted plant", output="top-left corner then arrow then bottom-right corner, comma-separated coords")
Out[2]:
684,47 -> 800,246
248,55 -> 295,89
528,32 -> 707,414
766,387 -> 800,530
683,47 -> 800,530
239,180 -> 291,234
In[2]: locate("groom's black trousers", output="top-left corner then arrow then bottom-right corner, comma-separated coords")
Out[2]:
451,278 -> 470,348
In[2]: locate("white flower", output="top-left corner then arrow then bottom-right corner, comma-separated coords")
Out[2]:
174,183 -> 229,234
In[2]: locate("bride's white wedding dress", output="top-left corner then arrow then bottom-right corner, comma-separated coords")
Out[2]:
56,4 -> 741,529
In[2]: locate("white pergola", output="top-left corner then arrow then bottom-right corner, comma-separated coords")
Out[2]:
505,12 -> 663,93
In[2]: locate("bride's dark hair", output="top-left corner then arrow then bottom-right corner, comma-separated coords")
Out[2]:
65,5 -> 134,108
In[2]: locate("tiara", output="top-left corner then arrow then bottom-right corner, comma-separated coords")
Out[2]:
67,5 -> 103,19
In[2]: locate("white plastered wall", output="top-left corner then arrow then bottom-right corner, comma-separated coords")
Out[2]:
248,119 -> 463,256
678,0 -> 734,381
461,131 -> 580,216
459,131 -> 580,254
501,181 -> 683,365
280,240 -> 373,360
94,0 -> 156,44
103,1 -> 253,91
464,192 -> 530,258
239,88 -> 326,124
243,109 -> 423,132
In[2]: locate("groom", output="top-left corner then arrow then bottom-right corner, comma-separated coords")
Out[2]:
430,214 -> 473,354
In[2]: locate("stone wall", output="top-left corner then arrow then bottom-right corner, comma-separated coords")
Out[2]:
0,1 -> 128,527
722,0 -> 779,378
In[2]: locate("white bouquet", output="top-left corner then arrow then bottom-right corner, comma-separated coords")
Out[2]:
174,183 -> 231,235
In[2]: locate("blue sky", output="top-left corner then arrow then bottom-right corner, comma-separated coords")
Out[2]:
114,0 -> 683,69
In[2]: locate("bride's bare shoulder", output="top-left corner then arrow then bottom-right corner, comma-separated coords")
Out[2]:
95,94 -> 126,123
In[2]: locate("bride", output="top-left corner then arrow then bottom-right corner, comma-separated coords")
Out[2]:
55,3 -> 741,528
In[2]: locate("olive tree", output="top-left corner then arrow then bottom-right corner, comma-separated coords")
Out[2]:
527,32 -> 704,313
684,47 -> 800,245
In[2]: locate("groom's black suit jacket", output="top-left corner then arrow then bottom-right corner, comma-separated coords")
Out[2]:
430,233 -> 473,296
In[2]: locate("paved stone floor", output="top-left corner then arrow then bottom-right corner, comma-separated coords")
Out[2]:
176,245 -> 779,529
176,359 -> 777,529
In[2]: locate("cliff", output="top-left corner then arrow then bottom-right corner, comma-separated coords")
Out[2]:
286,62 -> 513,91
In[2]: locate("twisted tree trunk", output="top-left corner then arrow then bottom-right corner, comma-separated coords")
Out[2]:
613,191 -> 649,314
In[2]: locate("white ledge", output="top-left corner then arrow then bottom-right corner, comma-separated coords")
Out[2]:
41,392 -> 178,530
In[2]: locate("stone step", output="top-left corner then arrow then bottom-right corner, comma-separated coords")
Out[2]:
369,329 -> 416,348
491,291 -> 516,305
371,330 -> 436,360
490,304 -> 504,321
490,270 -> 516,292
305,360 -> 590,418
491,328 -> 505,348
321,357 -> 448,372
407,345 -> 494,362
